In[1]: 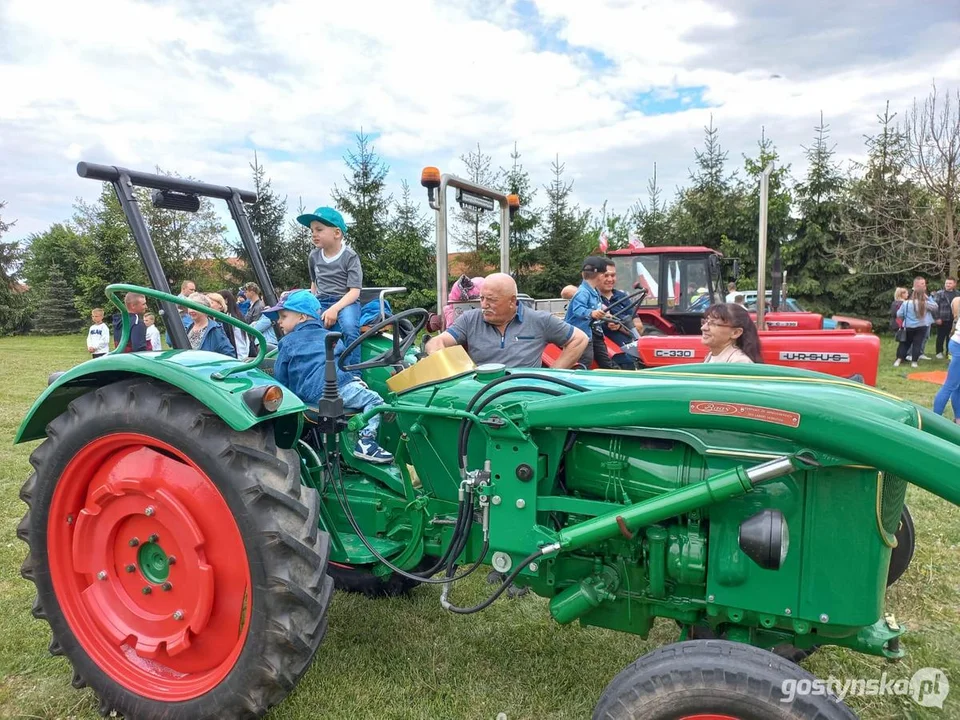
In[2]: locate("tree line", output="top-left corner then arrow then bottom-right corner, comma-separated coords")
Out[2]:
0,84 -> 956,336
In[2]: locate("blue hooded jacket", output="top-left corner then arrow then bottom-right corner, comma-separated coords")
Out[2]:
193,320 -> 236,357
273,319 -> 354,405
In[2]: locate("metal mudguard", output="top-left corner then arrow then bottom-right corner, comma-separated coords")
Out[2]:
15,349 -> 305,445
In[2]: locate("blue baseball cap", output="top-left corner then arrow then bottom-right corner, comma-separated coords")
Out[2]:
263,289 -> 321,320
297,206 -> 347,236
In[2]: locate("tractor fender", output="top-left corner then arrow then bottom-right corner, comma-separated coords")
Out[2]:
15,350 -> 306,447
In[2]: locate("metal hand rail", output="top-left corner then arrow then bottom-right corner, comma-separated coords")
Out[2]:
106,283 -> 268,381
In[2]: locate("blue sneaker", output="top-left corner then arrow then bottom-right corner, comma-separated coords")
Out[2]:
354,434 -> 393,464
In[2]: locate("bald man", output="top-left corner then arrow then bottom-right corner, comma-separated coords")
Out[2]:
425,273 -> 588,368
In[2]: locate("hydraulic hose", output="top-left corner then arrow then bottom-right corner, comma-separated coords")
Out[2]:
441,546 -> 547,614
323,434 -> 487,585
458,383 -> 570,470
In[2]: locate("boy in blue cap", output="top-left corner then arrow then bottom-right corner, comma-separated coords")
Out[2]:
298,206 -> 364,374
265,289 -> 393,463
564,256 -> 609,367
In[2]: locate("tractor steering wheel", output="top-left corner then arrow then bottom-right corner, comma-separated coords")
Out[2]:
337,307 -> 430,373
593,288 -> 647,331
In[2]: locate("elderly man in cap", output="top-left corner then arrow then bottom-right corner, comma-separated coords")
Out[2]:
425,273 -> 588,368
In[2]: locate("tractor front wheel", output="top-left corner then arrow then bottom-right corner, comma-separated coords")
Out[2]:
593,639 -> 857,720
18,378 -> 334,719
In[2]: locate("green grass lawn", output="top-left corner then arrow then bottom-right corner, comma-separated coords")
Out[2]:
1,334 -> 958,719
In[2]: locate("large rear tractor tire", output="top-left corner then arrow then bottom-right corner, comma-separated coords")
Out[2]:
18,378 -> 334,719
593,639 -> 857,720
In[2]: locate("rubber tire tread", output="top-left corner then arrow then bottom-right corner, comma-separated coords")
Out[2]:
592,639 -> 858,720
18,378 -> 334,720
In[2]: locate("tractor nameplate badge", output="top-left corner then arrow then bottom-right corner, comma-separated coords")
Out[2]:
689,401 -> 801,428
778,351 -> 851,363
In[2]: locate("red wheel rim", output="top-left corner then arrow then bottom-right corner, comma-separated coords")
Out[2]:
48,433 -> 252,701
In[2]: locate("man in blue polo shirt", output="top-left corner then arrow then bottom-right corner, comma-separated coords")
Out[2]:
425,273 -> 588,368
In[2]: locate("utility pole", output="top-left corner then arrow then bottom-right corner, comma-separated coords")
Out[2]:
756,162 -> 774,330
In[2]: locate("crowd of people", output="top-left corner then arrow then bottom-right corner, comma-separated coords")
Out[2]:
888,276 -> 960,424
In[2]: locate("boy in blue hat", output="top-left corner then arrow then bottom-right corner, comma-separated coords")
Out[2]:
265,289 -> 393,463
298,206 -> 364,374
564,256 -> 610,367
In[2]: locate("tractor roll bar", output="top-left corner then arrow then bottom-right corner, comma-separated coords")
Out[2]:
424,172 -> 512,316
77,162 -> 278,350
77,162 -> 258,203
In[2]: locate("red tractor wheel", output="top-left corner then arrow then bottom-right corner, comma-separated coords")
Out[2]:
592,640 -> 857,720
18,379 -> 333,719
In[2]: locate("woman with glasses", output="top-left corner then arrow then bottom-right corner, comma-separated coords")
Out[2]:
701,303 -> 763,364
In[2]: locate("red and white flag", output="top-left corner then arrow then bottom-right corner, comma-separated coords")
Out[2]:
628,230 -> 644,249
598,228 -> 609,254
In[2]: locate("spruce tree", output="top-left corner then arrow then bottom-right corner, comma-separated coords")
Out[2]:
634,163 -> 671,246
75,184 -> 148,313
671,116 -> 736,249
787,114 -> 848,312
380,180 -> 436,310
724,128 -> 794,289
494,143 -> 541,288
34,262 -> 84,335
529,155 -> 591,297
285,196 -> 315,290
243,154 -> 289,291
453,143 -> 500,269
332,130 -> 393,286
0,202 -> 30,335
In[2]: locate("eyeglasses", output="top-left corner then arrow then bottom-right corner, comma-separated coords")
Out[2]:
701,319 -> 733,328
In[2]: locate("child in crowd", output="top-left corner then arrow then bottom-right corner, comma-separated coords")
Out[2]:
144,313 -> 162,351
265,289 -> 393,463
564,256 -> 611,367
299,206 -> 364,374
86,308 -> 111,358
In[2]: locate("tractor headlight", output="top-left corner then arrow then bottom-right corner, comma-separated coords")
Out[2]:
738,509 -> 789,570
244,385 -> 284,416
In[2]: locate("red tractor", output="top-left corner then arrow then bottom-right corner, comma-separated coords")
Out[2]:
543,246 -> 881,385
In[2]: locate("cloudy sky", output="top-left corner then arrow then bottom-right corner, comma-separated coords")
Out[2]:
2,0 -> 958,244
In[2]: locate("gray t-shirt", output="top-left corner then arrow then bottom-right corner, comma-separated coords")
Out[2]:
446,306 -> 575,368
309,245 -> 363,298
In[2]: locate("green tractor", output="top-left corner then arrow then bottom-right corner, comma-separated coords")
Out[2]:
15,163 -> 954,719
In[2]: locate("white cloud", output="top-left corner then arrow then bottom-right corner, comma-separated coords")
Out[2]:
0,0 -> 957,262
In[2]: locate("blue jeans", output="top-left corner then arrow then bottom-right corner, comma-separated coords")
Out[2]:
934,339 -> 960,416
340,380 -> 384,436
318,297 -> 361,371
